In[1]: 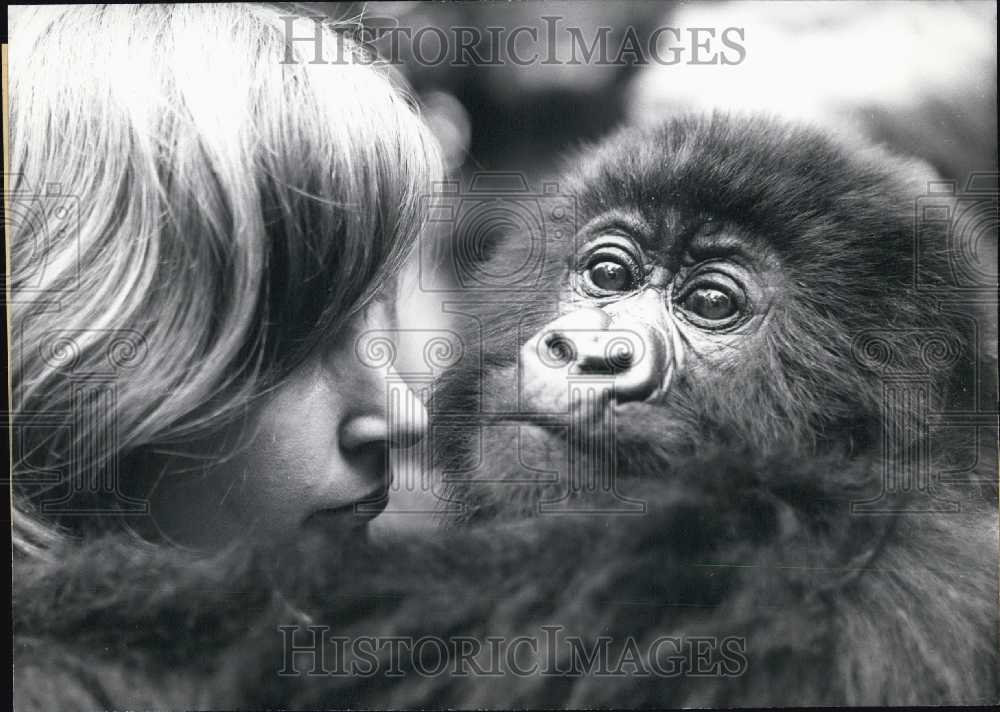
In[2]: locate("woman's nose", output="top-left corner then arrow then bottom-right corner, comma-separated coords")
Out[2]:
339,370 -> 428,453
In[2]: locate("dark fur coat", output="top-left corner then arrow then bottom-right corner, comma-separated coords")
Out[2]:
13,449 -> 998,709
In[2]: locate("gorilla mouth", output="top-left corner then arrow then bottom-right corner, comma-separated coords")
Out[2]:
434,396 -> 678,442
475,407 -> 673,457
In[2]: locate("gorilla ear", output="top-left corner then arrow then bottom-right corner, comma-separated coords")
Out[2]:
895,155 -> 946,190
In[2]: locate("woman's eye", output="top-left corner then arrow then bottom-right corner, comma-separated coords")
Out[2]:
682,287 -> 737,321
586,260 -> 634,292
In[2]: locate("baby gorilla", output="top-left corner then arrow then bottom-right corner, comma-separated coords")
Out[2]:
13,115 -> 998,709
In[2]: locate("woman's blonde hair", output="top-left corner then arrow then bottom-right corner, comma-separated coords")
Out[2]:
9,4 -> 442,556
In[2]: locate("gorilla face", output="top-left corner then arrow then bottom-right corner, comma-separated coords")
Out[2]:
519,218 -> 782,407
435,115 -> 955,523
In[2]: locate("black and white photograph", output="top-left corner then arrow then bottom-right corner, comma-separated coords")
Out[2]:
6,1 -> 999,708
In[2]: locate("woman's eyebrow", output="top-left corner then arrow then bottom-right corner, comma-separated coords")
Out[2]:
367,276 -> 403,328
390,282 -> 403,329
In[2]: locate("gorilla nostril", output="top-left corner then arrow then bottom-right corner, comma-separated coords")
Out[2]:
577,336 -> 634,376
607,327 -> 667,404
604,338 -> 634,371
544,333 -> 577,366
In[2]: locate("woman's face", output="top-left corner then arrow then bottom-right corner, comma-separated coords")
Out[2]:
139,298 -> 428,550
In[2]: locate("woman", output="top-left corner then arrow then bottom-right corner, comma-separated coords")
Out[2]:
10,3 -> 442,555
13,8 -> 447,706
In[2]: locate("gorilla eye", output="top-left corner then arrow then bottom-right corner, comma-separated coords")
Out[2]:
685,287 -> 735,320
575,240 -> 643,298
677,273 -> 747,328
587,260 -> 633,292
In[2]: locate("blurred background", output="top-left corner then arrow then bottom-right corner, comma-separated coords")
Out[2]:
296,0 -> 996,184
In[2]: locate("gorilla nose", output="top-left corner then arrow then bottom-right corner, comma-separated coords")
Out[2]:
520,308 -> 668,411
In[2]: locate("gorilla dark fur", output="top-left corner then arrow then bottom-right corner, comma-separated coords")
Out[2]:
13,115 -> 999,708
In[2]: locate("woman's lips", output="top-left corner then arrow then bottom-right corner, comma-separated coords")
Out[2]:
304,488 -> 389,530
351,487 -> 390,520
